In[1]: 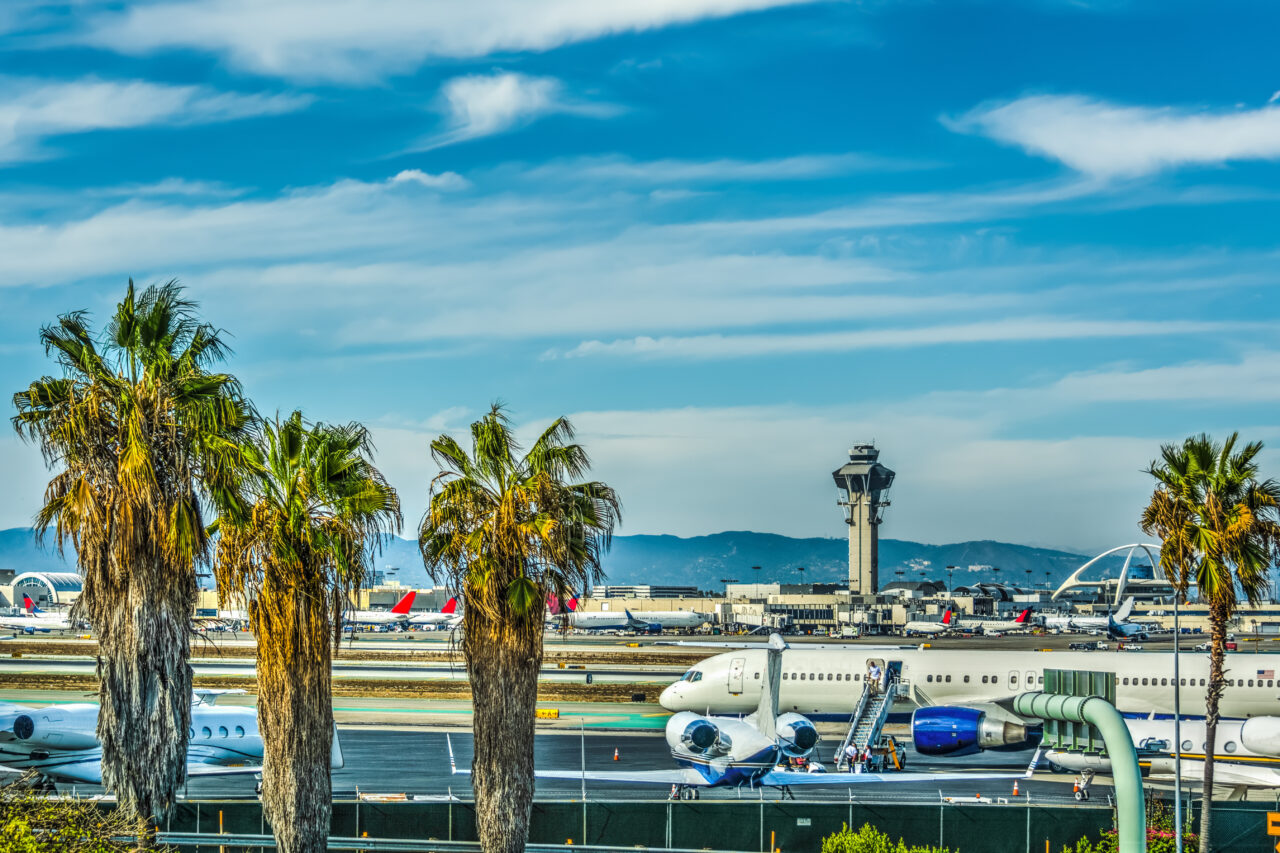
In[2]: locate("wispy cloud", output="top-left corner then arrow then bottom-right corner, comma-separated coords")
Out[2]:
77,0 -> 824,83
517,153 -> 921,185
0,76 -> 310,163
555,318 -> 1253,360
389,169 -> 470,191
419,73 -> 616,150
950,94 -> 1280,178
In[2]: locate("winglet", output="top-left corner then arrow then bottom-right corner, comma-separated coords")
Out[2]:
391,590 -> 417,615
442,597 -> 458,615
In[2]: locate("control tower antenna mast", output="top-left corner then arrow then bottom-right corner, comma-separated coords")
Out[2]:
832,443 -> 895,595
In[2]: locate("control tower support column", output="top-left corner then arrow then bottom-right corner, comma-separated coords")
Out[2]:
833,444 -> 895,595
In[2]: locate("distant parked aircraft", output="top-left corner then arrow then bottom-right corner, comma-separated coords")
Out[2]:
0,596 -> 71,633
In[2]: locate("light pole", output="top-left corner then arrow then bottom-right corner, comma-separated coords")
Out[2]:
946,565 -> 956,596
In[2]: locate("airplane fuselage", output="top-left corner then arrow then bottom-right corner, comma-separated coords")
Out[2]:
660,647 -> 1280,721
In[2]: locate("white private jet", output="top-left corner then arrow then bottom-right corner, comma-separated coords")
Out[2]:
0,596 -> 72,633
626,610 -> 713,632
344,590 -> 416,627
1042,598 -> 1143,639
952,608 -> 1034,634
0,690 -> 342,786
409,597 -> 461,629
449,634 -> 1018,797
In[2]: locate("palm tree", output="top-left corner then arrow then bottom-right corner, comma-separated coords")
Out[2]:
11,281 -> 252,823
1141,433 -> 1280,853
419,406 -> 620,853
215,411 -> 400,853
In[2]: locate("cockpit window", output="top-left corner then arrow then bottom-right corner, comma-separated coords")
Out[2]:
681,670 -> 703,682
692,671 -> 703,682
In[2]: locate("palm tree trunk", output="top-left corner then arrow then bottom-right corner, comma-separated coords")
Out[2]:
465,616 -> 543,853
1199,605 -> 1229,853
94,557 -> 194,826
255,582 -> 335,853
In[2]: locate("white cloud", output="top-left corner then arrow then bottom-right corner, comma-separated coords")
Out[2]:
0,76 -> 310,163
556,318 -> 1250,361
951,94 -> 1280,178
77,0 -> 824,82
420,73 -> 614,150
518,153 -> 913,184
389,169 -> 470,191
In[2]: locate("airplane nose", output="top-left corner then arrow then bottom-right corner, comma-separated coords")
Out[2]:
659,682 -> 682,711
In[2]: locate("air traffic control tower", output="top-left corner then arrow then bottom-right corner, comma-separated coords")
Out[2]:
833,443 -> 895,595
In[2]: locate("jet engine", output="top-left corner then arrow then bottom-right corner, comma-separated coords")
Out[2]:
5,707 -> 100,750
775,713 -> 819,757
911,706 -> 1029,757
667,711 -> 732,756
1241,717 -> 1280,757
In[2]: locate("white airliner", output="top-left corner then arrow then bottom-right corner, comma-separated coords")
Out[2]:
626,610 -> 713,631
902,610 -> 955,636
0,690 -> 341,785
1044,714 -> 1280,798
952,608 -> 1034,634
665,645 -> 1280,732
345,590 -> 416,626
0,596 -> 72,633
409,597 -> 461,629
1042,597 -> 1137,634
450,634 -> 1017,796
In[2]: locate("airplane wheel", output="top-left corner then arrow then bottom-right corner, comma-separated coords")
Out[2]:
1074,791 -> 1083,801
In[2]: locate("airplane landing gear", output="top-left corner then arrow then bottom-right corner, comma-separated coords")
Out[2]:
668,784 -> 699,800
1073,769 -> 1095,801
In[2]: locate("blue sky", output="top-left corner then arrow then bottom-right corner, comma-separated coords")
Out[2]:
1,0 -> 1278,554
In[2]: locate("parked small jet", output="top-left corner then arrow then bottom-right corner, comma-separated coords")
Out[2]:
0,690 -> 341,786
0,596 -> 72,634
952,609 -> 1034,634
344,590 -> 416,627
625,610 -> 712,631
409,597 -> 461,629
902,609 -> 954,636
451,634 -> 1018,797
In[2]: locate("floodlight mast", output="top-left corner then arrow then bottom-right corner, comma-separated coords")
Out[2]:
833,443 -> 895,596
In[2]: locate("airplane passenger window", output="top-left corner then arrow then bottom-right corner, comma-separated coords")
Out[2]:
946,675 -> 952,683
218,726 -> 229,738
1181,740 -> 1193,751
189,728 -> 195,739
235,726 -> 245,737
1225,741 -> 1238,753
818,673 -> 824,681
927,674 -> 933,683
1200,679 -> 1206,686
201,727 -> 212,739
1141,678 -> 1148,686
1249,680 -> 1255,687
855,673 -> 861,681
1121,678 -> 1129,685
963,675 -> 969,683
1161,678 -> 1167,686
1270,680 -> 1275,688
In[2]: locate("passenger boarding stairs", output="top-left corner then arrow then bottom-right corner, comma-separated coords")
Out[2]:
834,675 -> 903,772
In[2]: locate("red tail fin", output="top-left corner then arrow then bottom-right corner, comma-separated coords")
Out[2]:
1015,608 -> 1030,623
22,595 -> 36,613
942,609 -> 952,625
441,597 -> 458,615
391,590 -> 416,615
567,597 -> 578,612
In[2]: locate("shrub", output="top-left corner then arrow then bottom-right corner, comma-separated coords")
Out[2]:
0,774 -> 150,852
820,823 -> 952,853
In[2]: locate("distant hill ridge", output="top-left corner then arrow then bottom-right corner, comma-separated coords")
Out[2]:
0,527 -> 1092,592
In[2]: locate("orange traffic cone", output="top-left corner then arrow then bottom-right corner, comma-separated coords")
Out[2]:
1012,780 -> 1020,797
613,748 -> 620,761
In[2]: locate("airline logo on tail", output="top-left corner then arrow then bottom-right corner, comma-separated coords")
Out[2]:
1014,608 -> 1031,624
441,597 -> 458,615
941,609 -> 953,625
390,590 -> 416,615
22,595 -> 43,615
566,597 -> 578,612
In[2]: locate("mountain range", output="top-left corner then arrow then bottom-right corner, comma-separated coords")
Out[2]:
1,527 -> 1100,592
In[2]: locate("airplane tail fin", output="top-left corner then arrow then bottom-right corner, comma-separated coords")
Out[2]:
1116,597 -> 1135,622
441,597 -> 458,615
1015,608 -> 1031,624
567,597 -> 578,612
546,594 -> 560,616
757,633 -> 786,741
391,590 -> 416,615
22,595 -> 42,615
942,609 -> 953,626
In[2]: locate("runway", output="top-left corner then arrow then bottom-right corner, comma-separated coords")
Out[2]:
0,656 -> 681,684
42,729 -> 1079,805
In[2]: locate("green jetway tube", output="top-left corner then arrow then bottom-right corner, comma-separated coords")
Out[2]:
1013,692 -> 1146,853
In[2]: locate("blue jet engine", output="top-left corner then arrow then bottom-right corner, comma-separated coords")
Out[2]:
776,713 -> 819,757
912,706 -> 1029,757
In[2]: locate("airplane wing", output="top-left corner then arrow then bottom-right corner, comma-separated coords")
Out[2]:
755,770 -> 1024,787
657,641 -> 910,651
533,768 -> 708,786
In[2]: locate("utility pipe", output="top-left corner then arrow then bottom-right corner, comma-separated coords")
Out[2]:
1013,692 -> 1146,853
